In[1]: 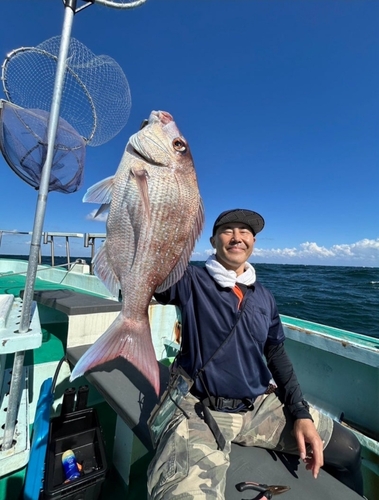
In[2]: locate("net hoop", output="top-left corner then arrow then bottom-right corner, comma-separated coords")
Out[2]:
2,46 -> 97,144
1,36 -> 131,147
92,0 -> 147,8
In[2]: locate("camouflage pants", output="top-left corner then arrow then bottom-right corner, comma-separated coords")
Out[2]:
147,392 -> 333,500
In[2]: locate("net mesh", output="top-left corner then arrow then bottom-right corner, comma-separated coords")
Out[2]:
0,101 -> 86,193
2,36 -> 131,146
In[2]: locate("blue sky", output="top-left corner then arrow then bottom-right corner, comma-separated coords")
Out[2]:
0,0 -> 378,266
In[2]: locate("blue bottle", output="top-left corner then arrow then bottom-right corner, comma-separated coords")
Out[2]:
62,449 -> 81,481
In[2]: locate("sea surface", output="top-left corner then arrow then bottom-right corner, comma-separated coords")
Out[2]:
192,262 -> 379,339
254,263 -> 379,339
3,255 -> 379,339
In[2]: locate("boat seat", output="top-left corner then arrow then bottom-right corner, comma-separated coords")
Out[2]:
22,288 -> 122,348
226,444 -> 363,500
27,288 -> 122,316
66,343 -> 167,450
67,345 -> 362,500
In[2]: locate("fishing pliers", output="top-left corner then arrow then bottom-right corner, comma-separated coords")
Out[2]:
236,481 -> 290,500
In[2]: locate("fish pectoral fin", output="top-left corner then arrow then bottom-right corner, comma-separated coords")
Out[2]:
130,168 -> 151,226
70,313 -> 160,396
93,243 -> 120,296
156,199 -> 205,293
94,203 -> 111,218
83,175 -> 115,204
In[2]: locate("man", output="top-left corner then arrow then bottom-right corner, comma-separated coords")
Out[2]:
147,209 -> 363,499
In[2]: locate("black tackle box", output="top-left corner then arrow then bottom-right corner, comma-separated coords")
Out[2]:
42,407 -> 107,500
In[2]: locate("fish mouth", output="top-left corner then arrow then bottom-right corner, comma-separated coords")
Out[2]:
151,110 -> 174,124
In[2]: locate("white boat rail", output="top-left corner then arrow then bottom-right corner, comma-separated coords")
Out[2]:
84,232 -> 107,273
0,229 -> 106,273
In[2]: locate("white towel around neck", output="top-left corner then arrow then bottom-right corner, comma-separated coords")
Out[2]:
205,254 -> 256,288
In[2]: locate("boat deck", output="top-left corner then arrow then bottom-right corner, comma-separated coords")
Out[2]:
0,265 -> 377,499
0,270 -> 127,499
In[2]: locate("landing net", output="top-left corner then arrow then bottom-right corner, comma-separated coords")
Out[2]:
2,36 -> 131,146
0,37 -> 131,192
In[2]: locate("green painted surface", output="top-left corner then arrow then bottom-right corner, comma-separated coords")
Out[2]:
0,270 -> 106,298
0,468 -> 25,500
0,259 -> 115,298
281,314 -> 379,349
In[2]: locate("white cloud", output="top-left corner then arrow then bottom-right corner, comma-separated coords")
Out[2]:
194,238 -> 379,266
86,209 -> 108,223
191,248 -> 215,260
204,248 -> 215,256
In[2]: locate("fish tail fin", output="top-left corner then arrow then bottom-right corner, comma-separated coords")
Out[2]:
70,312 -> 160,395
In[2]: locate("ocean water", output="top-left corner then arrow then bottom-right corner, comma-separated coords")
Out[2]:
193,262 -> 379,339
3,255 -> 379,338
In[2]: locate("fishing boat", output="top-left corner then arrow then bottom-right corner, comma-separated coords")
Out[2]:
0,1 -> 378,499
0,233 -> 378,500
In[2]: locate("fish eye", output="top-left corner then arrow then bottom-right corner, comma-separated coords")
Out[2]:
173,138 -> 187,152
139,119 -> 149,130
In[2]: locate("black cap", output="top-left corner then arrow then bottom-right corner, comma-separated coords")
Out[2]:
212,209 -> 265,236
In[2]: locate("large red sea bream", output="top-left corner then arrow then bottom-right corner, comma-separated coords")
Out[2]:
70,110 -> 204,395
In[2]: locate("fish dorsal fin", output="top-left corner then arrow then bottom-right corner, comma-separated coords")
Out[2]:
83,176 -> 115,204
92,242 -> 120,296
131,168 -> 151,227
156,199 -> 205,293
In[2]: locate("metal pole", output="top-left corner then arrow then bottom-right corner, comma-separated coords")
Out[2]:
2,0 -> 77,451
51,236 -> 55,268
66,236 -> 71,268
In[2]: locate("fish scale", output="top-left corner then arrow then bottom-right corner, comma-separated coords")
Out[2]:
70,110 -> 204,396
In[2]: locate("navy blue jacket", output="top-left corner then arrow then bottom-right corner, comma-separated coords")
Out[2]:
155,264 -> 286,401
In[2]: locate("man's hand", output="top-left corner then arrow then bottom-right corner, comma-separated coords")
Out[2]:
294,418 -> 324,479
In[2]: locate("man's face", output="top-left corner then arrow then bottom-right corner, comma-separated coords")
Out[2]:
210,222 -> 256,275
